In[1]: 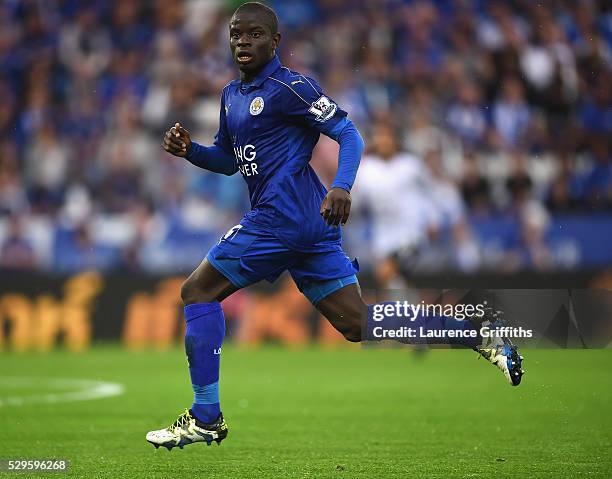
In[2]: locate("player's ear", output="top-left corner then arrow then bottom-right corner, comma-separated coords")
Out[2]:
272,32 -> 281,49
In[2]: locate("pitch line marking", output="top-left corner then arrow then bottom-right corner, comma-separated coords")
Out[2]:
0,377 -> 125,407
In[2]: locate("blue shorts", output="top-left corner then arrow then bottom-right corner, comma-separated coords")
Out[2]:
207,223 -> 359,305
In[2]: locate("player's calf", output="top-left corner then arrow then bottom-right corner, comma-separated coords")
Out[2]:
316,284 -> 366,342
320,308 -> 362,342
339,320 -> 362,342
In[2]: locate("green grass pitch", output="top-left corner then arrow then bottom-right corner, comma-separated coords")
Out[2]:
1,346 -> 611,478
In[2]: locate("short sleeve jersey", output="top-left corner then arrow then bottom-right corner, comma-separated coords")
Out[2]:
213,55 -> 351,252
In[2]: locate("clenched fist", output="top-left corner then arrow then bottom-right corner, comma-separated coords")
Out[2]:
162,122 -> 192,157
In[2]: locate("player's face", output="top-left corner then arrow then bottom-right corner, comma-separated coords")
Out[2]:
229,12 -> 280,78
373,126 -> 398,159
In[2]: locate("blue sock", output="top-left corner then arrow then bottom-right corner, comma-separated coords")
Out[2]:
184,302 -> 225,424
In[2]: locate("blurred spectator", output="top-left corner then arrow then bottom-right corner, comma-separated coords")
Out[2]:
352,122 -> 434,285
574,135 -> 612,210
58,6 -> 111,81
422,149 -> 480,272
505,155 -> 554,271
0,141 -> 28,215
24,123 -> 69,215
98,149 -> 144,214
54,222 -> 119,272
0,216 -> 37,270
446,80 -> 487,150
545,155 -> 583,213
24,123 -> 69,193
109,0 -> 152,51
490,77 -> 531,151
578,73 -> 612,141
460,153 -> 493,217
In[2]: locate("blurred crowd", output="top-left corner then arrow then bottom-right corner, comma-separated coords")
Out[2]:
0,0 -> 610,276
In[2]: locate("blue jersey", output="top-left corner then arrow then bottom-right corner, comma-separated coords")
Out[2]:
213,55 -> 352,252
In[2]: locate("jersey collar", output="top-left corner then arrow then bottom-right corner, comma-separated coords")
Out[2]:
240,54 -> 281,89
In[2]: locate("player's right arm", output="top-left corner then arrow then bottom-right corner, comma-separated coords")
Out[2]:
161,93 -> 238,176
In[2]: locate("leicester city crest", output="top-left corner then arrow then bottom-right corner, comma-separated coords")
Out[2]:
249,96 -> 265,116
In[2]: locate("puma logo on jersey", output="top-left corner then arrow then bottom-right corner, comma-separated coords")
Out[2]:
291,80 -> 305,85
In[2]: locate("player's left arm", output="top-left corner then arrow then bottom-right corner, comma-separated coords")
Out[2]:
320,119 -> 364,226
280,75 -> 365,226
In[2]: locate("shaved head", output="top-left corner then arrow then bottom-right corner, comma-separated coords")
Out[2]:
233,2 -> 278,35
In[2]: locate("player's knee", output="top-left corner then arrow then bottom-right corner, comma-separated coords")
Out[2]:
181,278 -> 214,305
180,279 -> 195,305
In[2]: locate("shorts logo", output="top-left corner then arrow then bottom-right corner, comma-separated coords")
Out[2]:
308,95 -> 337,122
249,97 -> 265,116
220,224 -> 242,243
